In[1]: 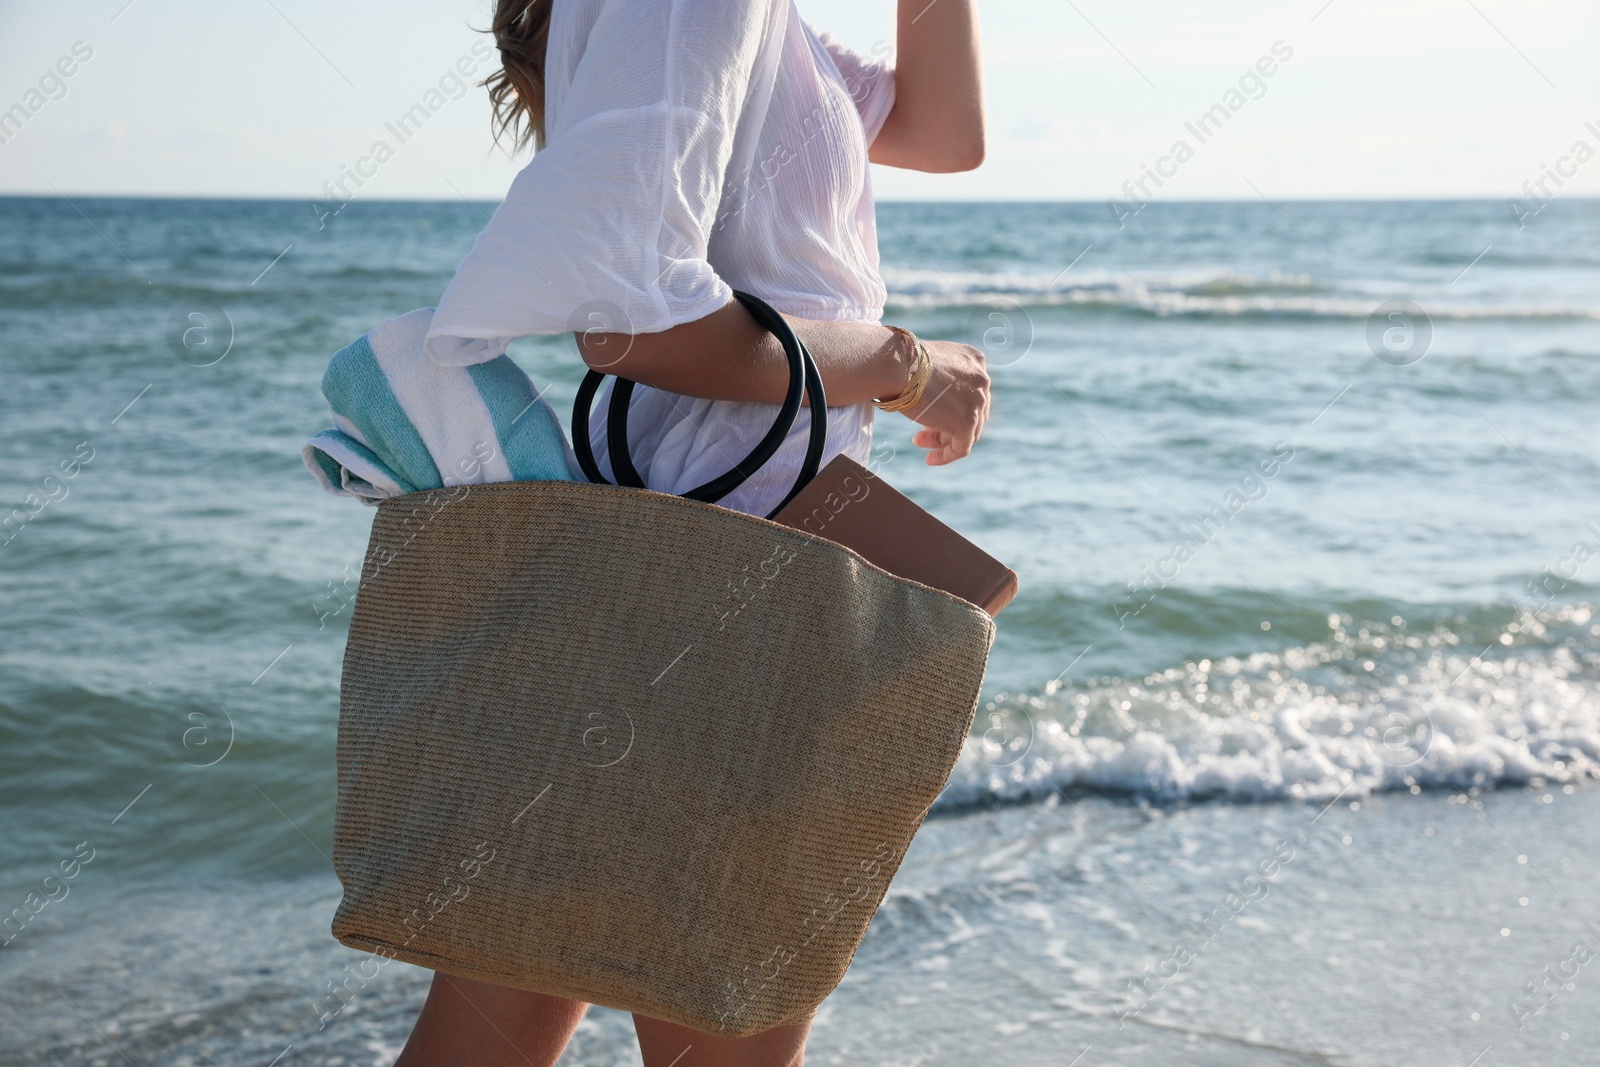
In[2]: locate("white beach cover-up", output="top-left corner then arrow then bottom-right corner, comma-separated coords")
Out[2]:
425,0 -> 896,517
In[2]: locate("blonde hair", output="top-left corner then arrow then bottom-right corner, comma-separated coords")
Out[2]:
483,0 -> 554,153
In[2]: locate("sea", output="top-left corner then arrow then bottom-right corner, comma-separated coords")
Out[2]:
2,195 -> 1599,1065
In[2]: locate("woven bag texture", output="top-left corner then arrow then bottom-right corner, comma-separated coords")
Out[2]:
331,480 -> 994,1035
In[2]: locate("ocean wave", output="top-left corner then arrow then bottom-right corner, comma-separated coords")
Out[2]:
938,603 -> 1600,809
882,267 -> 1600,321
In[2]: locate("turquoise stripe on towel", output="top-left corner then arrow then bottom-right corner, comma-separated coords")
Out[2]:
320,334 -> 443,491
465,358 -> 574,482
305,429 -> 415,496
303,442 -> 348,492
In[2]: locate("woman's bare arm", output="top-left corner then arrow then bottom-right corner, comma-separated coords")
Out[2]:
575,299 -> 910,406
869,0 -> 985,173
574,298 -> 991,465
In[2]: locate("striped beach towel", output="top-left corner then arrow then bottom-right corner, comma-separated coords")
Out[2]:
302,308 -> 577,503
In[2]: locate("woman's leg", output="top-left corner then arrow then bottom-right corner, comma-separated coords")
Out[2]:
394,971 -> 589,1067
632,1014 -> 810,1067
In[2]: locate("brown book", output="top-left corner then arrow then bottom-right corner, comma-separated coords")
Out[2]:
770,454 -> 1018,616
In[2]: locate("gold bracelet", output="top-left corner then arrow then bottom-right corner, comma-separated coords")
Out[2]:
874,327 -> 933,413
880,337 -> 932,413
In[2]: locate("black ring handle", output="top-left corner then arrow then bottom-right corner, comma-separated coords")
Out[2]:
571,290 -> 828,519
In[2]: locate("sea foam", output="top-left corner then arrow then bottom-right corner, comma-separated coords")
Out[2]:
938,604 -> 1600,809
881,266 -> 1600,321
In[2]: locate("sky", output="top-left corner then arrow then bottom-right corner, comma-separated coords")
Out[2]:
0,0 -> 1597,202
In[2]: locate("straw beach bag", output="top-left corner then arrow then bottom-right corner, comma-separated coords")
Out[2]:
329,292 -> 995,1035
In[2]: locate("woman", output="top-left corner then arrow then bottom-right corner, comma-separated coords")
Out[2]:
397,0 -> 987,1061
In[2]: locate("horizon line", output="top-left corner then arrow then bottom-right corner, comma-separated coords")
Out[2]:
0,192 -> 1585,205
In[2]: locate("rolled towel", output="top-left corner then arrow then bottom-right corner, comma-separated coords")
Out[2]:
302,308 -> 577,504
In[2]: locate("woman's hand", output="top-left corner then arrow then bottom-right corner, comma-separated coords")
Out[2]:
901,339 -> 990,466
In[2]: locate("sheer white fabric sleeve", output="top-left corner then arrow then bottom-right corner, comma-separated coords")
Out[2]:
425,0 -> 785,366
812,29 -> 896,147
